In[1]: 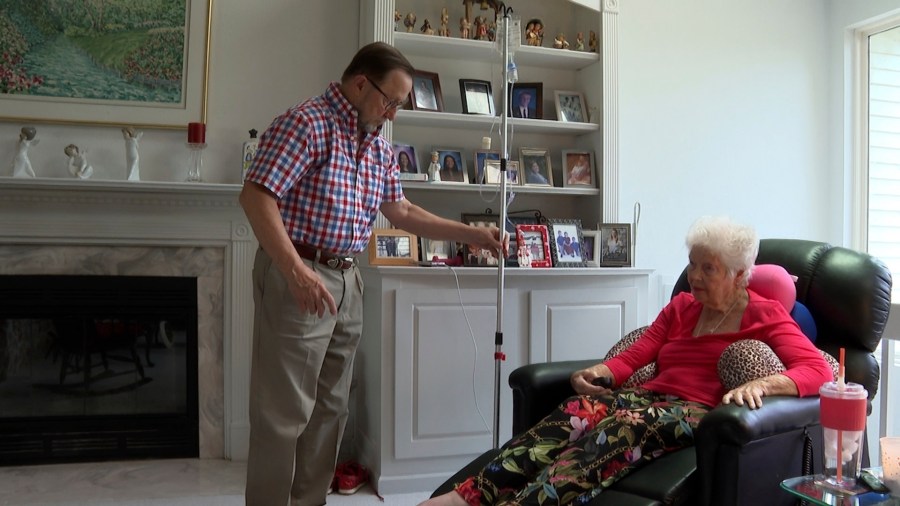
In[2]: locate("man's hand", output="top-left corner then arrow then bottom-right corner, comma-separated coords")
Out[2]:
288,265 -> 337,317
471,226 -> 509,258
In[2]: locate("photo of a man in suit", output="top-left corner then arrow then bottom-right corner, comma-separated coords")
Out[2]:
511,89 -> 536,118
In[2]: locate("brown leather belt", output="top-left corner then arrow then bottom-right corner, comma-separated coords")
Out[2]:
293,243 -> 356,270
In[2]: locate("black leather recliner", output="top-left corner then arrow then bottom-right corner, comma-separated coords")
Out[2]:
433,239 -> 892,505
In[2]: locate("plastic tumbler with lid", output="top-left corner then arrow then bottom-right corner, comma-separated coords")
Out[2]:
817,380 -> 868,491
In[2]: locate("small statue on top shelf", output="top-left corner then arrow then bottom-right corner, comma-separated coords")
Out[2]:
420,19 -> 434,35
394,10 -> 402,30
574,32 -> 585,51
64,144 -> 93,180
553,33 -> 569,50
122,126 -> 143,181
11,126 -> 38,178
473,15 -> 489,40
589,30 -> 598,52
438,8 -> 450,37
525,18 -> 543,46
404,12 -> 416,33
459,17 -> 471,39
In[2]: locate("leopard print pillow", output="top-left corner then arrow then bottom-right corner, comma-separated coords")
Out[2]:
603,325 -> 656,388
717,339 -> 840,391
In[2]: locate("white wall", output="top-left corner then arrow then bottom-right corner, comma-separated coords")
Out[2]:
0,0 -> 359,184
617,0 -> 832,307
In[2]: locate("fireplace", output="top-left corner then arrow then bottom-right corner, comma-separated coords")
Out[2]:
0,179 -> 257,462
0,274 -> 199,465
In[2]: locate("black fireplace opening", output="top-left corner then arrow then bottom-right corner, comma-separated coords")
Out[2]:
0,275 -> 199,466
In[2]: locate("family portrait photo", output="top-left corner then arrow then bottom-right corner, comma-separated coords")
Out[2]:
548,219 -> 586,267
554,90 -> 587,123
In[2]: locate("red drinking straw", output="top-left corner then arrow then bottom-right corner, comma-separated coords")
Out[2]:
836,347 -> 846,482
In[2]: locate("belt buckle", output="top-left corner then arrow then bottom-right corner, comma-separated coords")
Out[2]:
326,257 -> 342,269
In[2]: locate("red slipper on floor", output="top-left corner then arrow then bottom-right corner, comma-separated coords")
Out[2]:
335,461 -> 369,495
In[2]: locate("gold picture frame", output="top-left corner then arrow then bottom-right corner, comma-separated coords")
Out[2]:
0,0 -> 213,129
368,229 -> 419,266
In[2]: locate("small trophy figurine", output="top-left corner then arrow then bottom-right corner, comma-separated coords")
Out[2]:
64,144 -> 94,179
428,151 -> 441,182
122,126 -> 143,181
11,127 -> 38,178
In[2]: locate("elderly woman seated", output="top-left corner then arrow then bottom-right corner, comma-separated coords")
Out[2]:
421,216 -> 833,506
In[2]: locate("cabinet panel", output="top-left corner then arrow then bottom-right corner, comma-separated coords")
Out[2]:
529,287 -> 638,363
393,288 -> 522,459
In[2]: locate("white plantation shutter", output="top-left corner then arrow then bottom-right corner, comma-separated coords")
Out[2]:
868,25 -> 900,302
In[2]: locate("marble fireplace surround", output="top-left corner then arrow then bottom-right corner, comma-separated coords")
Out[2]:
0,178 -> 256,460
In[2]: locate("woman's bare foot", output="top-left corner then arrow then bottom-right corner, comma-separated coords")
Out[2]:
417,491 -> 468,506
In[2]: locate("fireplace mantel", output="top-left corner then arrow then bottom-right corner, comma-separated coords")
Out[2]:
0,177 -> 256,461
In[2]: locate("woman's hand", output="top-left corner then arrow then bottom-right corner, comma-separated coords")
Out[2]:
721,374 -> 798,410
570,364 -> 614,395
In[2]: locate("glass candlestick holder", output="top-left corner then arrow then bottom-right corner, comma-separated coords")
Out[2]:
185,142 -> 206,182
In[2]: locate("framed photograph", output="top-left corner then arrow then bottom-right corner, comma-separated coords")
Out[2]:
392,143 -> 419,175
554,90 -> 588,123
434,148 -> 468,184
473,149 -> 500,184
598,223 -> 632,267
461,213 -> 501,266
368,229 -> 419,266
547,219 -> 586,267
410,70 -> 443,112
459,79 -> 494,115
519,147 -> 554,187
506,239 -> 519,267
515,224 -> 552,268
484,160 -> 520,185
0,0 -> 212,128
581,230 -> 601,266
508,82 -> 543,119
419,238 -> 455,263
561,150 -> 596,188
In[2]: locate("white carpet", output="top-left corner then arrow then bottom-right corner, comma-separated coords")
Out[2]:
0,459 -> 432,506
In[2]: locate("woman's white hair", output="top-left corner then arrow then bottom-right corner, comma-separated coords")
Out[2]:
685,216 -> 759,287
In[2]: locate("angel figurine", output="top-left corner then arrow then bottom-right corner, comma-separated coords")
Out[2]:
404,12 -> 416,32
123,126 -> 143,181
64,144 -> 94,179
11,127 -> 38,178
438,8 -> 450,37
428,151 -> 441,182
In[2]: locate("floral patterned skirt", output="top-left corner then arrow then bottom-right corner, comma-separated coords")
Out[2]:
454,388 -> 711,506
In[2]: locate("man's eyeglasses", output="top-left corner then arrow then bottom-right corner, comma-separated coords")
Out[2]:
366,77 -> 408,111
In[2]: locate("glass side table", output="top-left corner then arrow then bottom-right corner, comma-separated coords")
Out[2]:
781,468 -> 899,506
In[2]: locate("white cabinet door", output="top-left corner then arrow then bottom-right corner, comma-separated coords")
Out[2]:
393,286 -> 522,459
529,286 -> 639,363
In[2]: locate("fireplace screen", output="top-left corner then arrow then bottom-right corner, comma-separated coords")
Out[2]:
0,275 -> 199,465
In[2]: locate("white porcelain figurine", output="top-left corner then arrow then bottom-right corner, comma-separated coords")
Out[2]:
11,127 -> 38,178
123,126 -> 143,181
65,144 -> 94,179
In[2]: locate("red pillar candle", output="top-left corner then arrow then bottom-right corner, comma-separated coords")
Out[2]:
188,122 -> 206,143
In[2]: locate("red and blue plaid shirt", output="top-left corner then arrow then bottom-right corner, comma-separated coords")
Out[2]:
245,82 -> 404,255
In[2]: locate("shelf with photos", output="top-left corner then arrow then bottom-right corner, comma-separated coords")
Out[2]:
400,180 -> 599,195
393,109 -> 597,134
392,31 -> 599,71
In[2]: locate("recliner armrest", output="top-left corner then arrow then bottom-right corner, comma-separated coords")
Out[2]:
508,359 -> 598,435
695,396 -> 820,447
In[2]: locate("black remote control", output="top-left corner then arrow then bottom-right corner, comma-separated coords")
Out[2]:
591,377 -> 612,388
858,469 -> 891,494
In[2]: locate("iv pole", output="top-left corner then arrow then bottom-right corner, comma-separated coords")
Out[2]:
492,2 -> 514,450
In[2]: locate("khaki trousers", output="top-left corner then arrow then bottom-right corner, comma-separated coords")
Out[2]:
245,248 -> 363,506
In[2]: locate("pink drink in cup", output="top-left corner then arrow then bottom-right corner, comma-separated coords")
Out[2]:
818,381 -> 868,491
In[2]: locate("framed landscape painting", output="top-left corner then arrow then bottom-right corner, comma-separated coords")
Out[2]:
0,0 -> 212,128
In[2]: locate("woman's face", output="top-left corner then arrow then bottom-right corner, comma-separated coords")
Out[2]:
444,156 -> 456,169
398,152 -> 410,168
687,246 -> 738,307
